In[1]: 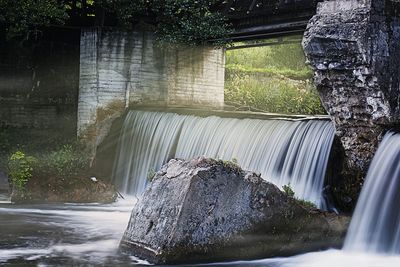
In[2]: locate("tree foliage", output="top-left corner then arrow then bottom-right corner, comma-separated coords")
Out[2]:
103,0 -> 231,45
8,151 -> 37,191
0,0 -> 68,39
0,0 -> 231,45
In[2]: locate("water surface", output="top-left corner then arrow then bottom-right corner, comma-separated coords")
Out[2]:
1,194 -> 400,267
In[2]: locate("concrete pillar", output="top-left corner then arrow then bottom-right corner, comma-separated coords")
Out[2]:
78,28 -> 225,155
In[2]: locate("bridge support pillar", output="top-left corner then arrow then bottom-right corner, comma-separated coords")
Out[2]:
303,0 -> 400,209
78,28 -> 225,156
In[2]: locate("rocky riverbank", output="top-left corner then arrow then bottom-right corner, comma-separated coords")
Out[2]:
10,172 -> 118,204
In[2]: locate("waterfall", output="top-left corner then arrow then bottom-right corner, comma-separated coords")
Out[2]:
112,110 -> 335,209
344,132 -> 400,254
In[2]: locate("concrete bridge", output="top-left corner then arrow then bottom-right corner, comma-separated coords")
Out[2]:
77,0 -> 323,147
77,0 -> 400,208
0,0 -> 398,209
220,0 -> 321,41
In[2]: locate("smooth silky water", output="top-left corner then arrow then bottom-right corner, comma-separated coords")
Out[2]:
113,111 -> 335,209
344,132 -> 400,254
0,194 -> 148,266
2,191 -> 400,267
3,120 -> 400,266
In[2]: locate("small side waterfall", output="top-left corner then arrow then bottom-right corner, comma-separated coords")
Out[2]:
113,110 -> 335,208
345,132 -> 400,254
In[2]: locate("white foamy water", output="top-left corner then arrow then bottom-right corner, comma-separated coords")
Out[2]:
206,250 -> 400,267
344,132 -> 400,254
112,111 -> 335,209
0,196 -> 149,266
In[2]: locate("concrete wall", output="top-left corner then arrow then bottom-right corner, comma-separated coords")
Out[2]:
0,29 -> 80,131
78,28 -> 225,149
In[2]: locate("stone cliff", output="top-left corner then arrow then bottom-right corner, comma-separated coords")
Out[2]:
303,0 -> 400,209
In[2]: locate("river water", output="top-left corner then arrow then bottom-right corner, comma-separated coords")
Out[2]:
0,195 -> 147,266
2,194 -> 400,267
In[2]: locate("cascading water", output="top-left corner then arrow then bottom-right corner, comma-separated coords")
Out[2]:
112,110 -> 335,208
344,132 -> 400,254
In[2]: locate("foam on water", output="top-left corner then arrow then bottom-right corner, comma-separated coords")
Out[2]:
203,250 -> 400,267
0,197 -> 149,265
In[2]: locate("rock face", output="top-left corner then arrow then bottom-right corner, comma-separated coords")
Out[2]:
121,157 -> 349,264
302,0 -> 400,209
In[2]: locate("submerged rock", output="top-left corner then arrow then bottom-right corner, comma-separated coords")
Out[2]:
121,157 -> 349,264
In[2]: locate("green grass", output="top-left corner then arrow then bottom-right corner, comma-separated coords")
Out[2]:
224,39 -> 326,115
226,41 -> 310,71
226,64 -> 313,81
225,72 -> 326,115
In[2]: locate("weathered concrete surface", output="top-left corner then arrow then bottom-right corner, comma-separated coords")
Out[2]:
0,170 -> 9,192
78,28 -> 225,156
121,157 -> 349,264
0,29 -> 79,130
303,0 -> 400,210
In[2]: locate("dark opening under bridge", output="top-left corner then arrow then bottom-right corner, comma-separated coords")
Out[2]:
220,0 -> 321,41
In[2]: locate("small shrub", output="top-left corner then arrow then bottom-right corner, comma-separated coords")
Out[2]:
220,159 -> 236,168
282,183 -> 295,198
43,144 -> 89,178
8,151 -> 37,190
231,158 -> 238,164
282,183 -> 318,209
297,199 -> 318,209
147,168 -> 156,182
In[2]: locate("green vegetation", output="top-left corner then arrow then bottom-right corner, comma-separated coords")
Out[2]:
0,128 -> 89,188
219,158 -> 240,168
0,0 -> 231,45
282,183 -> 295,198
8,151 -> 37,190
225,41 -> 326,115
282,183 -> 318,209
147,168 -> 156,182
297,199 -> 318,209
38,144 -> 89,178
231,158 -> 238,165
0,129 -> 117,203
0,0 -> 68,39
226,64 -> 312,81
106,0 -> 231,46
226,42 -> 311,72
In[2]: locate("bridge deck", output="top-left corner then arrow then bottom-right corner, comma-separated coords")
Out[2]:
219,0 -> 322,41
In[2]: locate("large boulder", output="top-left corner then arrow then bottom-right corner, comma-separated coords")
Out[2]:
120,157 -> 349,264
302,0 -> 400,210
